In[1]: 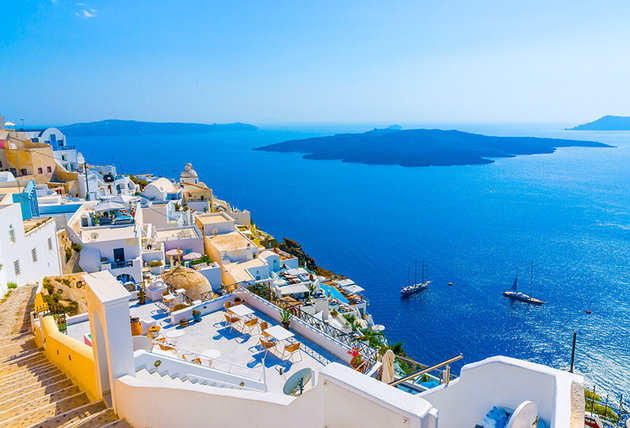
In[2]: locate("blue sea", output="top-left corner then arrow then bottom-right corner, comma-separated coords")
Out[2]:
75,123 -> 630,399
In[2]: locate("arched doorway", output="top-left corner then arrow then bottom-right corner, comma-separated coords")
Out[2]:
116,273 -> 134,284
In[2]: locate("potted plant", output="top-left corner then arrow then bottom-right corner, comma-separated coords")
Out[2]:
280,308 -> 292,330
179,318 -> 189,328
137,288 -> 146,305
54,313 -> 67,333
233,296 -> 243,305
330,308 -> 339,318
347,347 -> 364,371
149,260 -> 164,275
192,309 -> 201,323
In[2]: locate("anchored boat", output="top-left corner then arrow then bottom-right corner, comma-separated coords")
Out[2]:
401,260 -> 430,297
503,262 -> 545,305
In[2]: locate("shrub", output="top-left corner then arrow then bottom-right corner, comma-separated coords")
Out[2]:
65,247 -> 73,262
7,282 -> 17,290
61,278 -> 71,286
149,260 -> 163,267
171,303 -> 188,312
71,243 -> 83,252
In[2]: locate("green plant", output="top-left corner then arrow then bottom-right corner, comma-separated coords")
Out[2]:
7,282 -> 17,290
189,255 -> 212,266
171,303 -> 188,312
71,243 -> 83,252
330,308 -> 339,317
149,260 -> 163,267
61,278 -> 71,286
65,247 -> 73,262
192,309 -> 200,316
138,288 -> 146,304
280,308 -> 292,324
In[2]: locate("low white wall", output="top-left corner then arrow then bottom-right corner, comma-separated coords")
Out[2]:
420,356 -> 584,428
116,362 -> 436,428
134,350 -> 265,391
237,290 -> 354,365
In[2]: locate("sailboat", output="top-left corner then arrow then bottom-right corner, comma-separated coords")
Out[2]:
401,260 -> 431,296
503,262 -> 545,305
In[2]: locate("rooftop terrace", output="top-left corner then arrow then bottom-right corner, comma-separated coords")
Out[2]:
68,297 -> 345,394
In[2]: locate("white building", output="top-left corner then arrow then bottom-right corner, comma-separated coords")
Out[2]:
0,201 -> 62,294
195,212 -> 236,236
26,127 -> 82,173
141,177 -> 181,202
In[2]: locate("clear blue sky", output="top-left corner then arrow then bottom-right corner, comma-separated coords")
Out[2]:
2,1 -> 630,126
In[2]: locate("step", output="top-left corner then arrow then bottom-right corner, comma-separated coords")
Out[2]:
0,332 -> 33,345
100,419 -> 132,428
1,392 -> 90,428
0,353 -> 47,374
0,371 -> 67,402
33,400 -> 107,428
0,385 -> 81,422
0,359 -> 55,382
0,363 -> 61,387
0,348 -> 43,367
0,383 -> 80,413
0,367 -> 64,396
67,408 -> 119,428
0,378 -> 74,410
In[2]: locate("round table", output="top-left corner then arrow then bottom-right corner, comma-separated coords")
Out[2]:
200,349 -> 221,366
164,330 -> 185,339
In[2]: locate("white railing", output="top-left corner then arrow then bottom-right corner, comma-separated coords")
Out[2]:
136,341 -> 267,391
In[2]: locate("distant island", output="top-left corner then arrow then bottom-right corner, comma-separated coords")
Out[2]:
254,127 -> 611,167
58,119 -> 257,137
567,115 -> 630,131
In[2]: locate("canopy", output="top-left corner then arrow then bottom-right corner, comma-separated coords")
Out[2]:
337,279 -> 355,287
107,194 -> 140,204
345,284 -> 365,294
165,248 -> 183,257
182,252 -> 203,261
93,201 -> 125,212
278,284 -> 309,296
381,349 -> 395,384
372,324 -> 385,332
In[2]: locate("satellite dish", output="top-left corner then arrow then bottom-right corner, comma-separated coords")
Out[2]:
283,368 -> 313,396
103,173 -> 115,183
90,232 -> 99,240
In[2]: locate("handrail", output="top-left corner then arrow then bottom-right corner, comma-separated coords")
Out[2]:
149,339 -> 264,383
389,354 -> 463,387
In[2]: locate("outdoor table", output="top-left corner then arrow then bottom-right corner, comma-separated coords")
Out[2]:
228,304 -> 254,318
265,325 -> 295,342
163,294 -> 176,304
199,349 -> 221,366
164,329 -> 185,346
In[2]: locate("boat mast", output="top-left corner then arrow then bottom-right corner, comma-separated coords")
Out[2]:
530,261 -> 534,297
414,259 -> 417,285
407,266 -> 410,287
422,260 -> 425,284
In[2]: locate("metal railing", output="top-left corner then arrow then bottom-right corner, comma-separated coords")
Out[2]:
246,283 -> 379,369
389,354 -> 463,387
585,383 -> 628,427
162,281 -> 194,305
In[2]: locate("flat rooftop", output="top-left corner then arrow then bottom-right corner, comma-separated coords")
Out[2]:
209,231 -> 252,252
67,300 -> 344,394
196,212 -> 233,225
155,227 -> 200,241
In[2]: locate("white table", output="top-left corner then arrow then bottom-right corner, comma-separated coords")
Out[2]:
201,349 -> 221,359
229,305 -> 254,318
164,329 -> 185,346
265,325 -> 294,342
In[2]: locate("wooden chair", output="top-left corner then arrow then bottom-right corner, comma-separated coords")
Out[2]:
224,301 -> 233,312
242,317 -> 259,334
259,337 -> 276,357
282,342 -> 303,362
154,337 -> 175,352
259,321 -> 270,337
224,313 -> 241,332
182,353 -> 202,365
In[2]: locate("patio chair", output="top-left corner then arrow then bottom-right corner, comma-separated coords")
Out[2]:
154,337 -> 175,352
224,313 -> 241,332
242,317 -> 259,334
182,353 -> 202,365
224,301 -> 233,311
282,342 -> 303,362
259,337 -> 276,357
259,321 -> 270,337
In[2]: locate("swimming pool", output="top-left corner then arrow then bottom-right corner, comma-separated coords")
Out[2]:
319,283 -> 349,304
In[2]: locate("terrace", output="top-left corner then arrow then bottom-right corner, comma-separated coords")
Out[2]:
67,293 -> 350,395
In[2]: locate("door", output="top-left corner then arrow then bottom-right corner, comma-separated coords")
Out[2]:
113,248 -> 125,263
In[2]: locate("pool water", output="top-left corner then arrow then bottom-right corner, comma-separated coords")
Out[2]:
319,283 -> 349,304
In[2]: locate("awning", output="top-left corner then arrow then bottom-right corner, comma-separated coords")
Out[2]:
344,284 -> 365,294
93,201 -> 125,212
182,252 -> 203,261
278,284 -> 309,296
337,279 -> 355,287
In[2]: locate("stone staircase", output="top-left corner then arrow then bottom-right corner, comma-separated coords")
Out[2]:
0,285 -> 131,428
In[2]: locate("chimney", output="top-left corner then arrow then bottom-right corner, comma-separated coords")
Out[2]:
0,115 -> 4,130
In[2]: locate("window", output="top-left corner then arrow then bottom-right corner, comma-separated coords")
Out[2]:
31,248 -> 38,263
20,169 -> 27,176
38,167 -> 43,174
48,237 -> 53,250
0,161 -> 2,167
14,259 -> 20,276
9,225 -> 15,243
62,155 -> 67,161
46,166 -> 52,173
